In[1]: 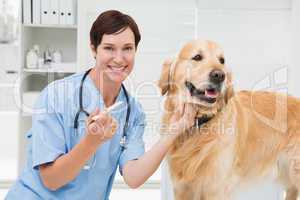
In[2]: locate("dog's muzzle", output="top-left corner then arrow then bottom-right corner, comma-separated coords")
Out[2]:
185,81 -> 221,104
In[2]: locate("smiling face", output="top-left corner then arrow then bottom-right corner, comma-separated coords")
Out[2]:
91,27 -> 136,84
159,40 -> 234,116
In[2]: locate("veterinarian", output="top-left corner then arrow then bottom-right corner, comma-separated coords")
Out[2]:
6,10 -> 196,200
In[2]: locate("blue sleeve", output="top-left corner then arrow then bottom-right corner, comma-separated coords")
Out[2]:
31,84 -> 66,169
119,103 -> 146,174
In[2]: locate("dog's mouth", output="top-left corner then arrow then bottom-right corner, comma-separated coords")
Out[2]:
185,81 -> 221,104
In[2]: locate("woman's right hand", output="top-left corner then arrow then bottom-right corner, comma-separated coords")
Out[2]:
162,103 -> 197,137
85,108 -> 118,146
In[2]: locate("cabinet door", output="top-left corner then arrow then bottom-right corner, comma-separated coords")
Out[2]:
0,85 -> 19,112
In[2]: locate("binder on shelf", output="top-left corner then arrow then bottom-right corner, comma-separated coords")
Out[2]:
66,0 -> 75,25
23,0 -> 32,24
50,0 -> 59,25
32,0 -> 41,24
41,0 -> 50,24
59,0 -> 67,25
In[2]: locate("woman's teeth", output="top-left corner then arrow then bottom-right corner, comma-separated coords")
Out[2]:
108,65 -> 126,71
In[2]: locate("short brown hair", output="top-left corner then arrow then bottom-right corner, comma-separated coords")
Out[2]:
90,10 -> 141,49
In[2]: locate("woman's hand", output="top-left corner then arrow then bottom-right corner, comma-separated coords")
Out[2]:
85,108 -> 118,146
163,103 -> 197,137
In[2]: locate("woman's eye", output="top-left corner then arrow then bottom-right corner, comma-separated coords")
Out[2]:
192,54 -> 203,61
124,46 -> 133,51
104,46 -> 113,51
219,57 -> 225,64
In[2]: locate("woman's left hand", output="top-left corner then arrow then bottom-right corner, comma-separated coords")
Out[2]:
85,108 -> 118,145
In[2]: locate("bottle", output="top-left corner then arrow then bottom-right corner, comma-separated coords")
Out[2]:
26,49 -> 38,69
33,44 -> 40,56
38,57 -> 44,68
52,50 -> 62,63
44,47 -> 52,64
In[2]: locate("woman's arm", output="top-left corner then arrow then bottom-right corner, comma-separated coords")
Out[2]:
39,108 -> 116,190
122,134 -> 176,188
122,104 -> 196,188
39,135 -> 101,190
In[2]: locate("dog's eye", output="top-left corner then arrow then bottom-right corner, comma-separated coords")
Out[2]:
219,57 -> 225,64
192,54 -> 203,61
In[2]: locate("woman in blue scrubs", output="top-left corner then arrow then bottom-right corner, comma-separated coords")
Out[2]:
6,10 -> 196,200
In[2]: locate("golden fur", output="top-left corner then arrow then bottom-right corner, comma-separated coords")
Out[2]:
158,40 -> 300,200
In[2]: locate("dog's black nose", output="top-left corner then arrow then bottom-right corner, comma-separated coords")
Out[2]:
209,69 -> 225,84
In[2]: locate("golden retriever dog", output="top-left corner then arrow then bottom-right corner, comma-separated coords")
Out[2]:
158,39 -> 300,200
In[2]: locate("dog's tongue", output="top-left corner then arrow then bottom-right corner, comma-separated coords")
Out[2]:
205,89 -> 218,98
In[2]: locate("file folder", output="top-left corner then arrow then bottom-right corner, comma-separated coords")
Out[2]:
32,0 -> 41,24
50,0 -> 59,24
59,0 -> 67,25
23,0 -> 32,24
41,0 -> 50,24
66,0 -> 75,25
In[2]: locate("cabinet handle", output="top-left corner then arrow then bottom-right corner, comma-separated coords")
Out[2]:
6,70 -> 18,74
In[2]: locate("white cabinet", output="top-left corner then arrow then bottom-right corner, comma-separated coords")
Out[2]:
17,0 -> 78,173
0,0 -> 20,183
20,0 -> 78,116
20,28 -> 77,117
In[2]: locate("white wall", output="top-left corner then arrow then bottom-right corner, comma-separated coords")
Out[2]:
291,0 -> 300,97
197,9 -> 291,93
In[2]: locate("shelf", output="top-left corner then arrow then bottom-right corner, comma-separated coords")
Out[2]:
0,42 -> 19,47
23,23 -> 77,29
23,62 -> 77,73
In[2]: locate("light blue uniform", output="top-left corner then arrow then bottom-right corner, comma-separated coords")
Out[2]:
6,72 -> 146,200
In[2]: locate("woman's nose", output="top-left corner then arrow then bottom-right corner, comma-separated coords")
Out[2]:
112,50 -> 125,64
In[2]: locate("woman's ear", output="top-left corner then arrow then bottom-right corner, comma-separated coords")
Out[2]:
90,44 -> 97,59
158,58 -> 173,95
225,71 -> 234,104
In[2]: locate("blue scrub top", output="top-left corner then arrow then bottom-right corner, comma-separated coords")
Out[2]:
6,72 -> 146,200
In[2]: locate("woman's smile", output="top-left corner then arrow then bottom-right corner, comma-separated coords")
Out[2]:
107,64 -> 127,72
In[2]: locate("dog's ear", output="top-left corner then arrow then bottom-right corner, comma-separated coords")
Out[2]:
225,71 -> 234,104
158,58 -> 173,95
